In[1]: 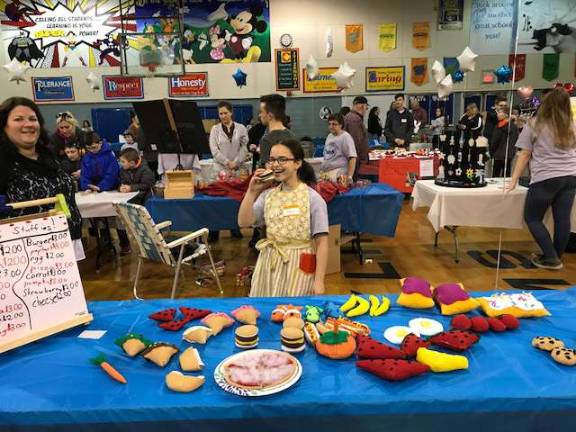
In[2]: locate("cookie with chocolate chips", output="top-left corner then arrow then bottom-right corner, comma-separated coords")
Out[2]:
551,347 -> 576,366
531,336 -> 564,351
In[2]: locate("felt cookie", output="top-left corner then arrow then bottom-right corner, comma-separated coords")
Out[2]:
433,283 -> 479,315
400,333 -> 431,358
487,317 -> 507,332
165,371 -> 205,393
142,343 -> 179,368
416,347 -> 469,373
551,348 -> 576,366
429,330 -> 479,352
396,277 -> 435,309
470,316 -> 490,333
201,313 -> 234,335
179,347 -> 204,372
283,317 -> 305,329
532,336 -> 564,351
499,314 -> 520,330
159,318 -> 191,332
180,307 -> 211,321
231,305 -> 260,325
451,314 -> 472,330
356,335 -> 406,359
149,308 -> 176,322
357,359 -> 429,381
115,334 -> 151,357
183,326 -> 213,344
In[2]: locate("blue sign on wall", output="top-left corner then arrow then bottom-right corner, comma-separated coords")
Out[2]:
32,76 -> 75,102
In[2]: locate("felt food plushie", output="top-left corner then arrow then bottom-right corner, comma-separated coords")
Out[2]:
90,354 -> 127,384
429,330 -> 479,352
305,305 -> 323,323
183,326 -> 213,344
532,336 -> 564,351
149,308 -> 176,322
409,318 -> 443,337
231,305 -> 260,325
470,316 -> 490,333
115,334 -> 150,357
325,317 -> 371,336
357,359 -> 429,381
271,305 -> 303,322
281,327 -> 306,353
165,371 -> 205,393
478,293 -> 550,318
416,347 -> 469,373
283,317 -> 305,330
160,318 -> 191,332
179,347 -> 204,372
396,277 -> 435,309
180,307 -> 211,321
235,325 -> 259,349
142,343 -> 179,368
451,314 -> 472,330
487,317 -> 506,332
369,295 -> 390,317
550,348 -> 576,366
304,322 -> 320,346
340,294 -> 370,317
401,333 -> 431,358
433,283 -> 479,315
384,326 -> 416,345
201,313 -> 234,335
316,323 -> 357,359
499,314 -> 520,330
356,335 -> 406,359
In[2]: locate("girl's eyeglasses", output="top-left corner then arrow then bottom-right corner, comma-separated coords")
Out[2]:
267,157 -> 295,166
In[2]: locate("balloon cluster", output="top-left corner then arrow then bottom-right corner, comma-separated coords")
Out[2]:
432,46 -> 478,99
554,82 -> 575,95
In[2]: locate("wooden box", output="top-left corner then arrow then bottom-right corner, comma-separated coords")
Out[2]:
326,224 -> 341,275
164,170 -> 195,199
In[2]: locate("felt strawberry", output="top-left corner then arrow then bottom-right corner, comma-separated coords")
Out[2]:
159,318 -> 191,331
451,314 -> 472,330
400,333 -> 431,357
470,316 -> 490,333
357,359 -> 429,381
149,308 -> 176,322
357,335 -> 406,359
487,317 -> 507,332
499,314 -> 520,330
429,330 -> 479,352
179,307 -> 211,321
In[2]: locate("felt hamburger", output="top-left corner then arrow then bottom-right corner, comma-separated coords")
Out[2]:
281,327 -> 305,353
256,169 -> 275,183
235,325 -> 259,349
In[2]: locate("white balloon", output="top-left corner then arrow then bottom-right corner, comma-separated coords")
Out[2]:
86,72 -> 100,90
457,46 -> 478,73
3,58 -> 29,84
431,60 -> 446,84
332,62 -> 356,90
305,55 -> 319,80
325,27 -> 334,58
437,74 -> 454,99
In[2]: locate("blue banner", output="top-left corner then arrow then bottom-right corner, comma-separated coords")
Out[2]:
32,76 -> 74,102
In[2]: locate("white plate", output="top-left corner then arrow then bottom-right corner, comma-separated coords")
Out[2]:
214,349 -> 302,397
409,318 -> 444,336
384,326 -> 417,345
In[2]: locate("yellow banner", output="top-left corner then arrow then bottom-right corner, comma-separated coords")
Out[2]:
303,67 -> 339,93
412,22 -> 430,50
366,66 -> 405,92
378,23 -> 397,52
345,24 -> 364,53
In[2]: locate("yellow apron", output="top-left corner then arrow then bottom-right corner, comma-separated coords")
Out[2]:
249,182 -> 315,297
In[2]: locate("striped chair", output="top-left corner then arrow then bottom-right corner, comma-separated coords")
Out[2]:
114,202 -> 223,299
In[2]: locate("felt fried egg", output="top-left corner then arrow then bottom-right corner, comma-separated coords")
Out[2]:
384,326 -> 418,345
409,318 -> 444,337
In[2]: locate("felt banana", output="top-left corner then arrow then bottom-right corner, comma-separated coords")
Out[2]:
416,347 -> 468,373
340,294 -> 360,313
346,296 -> 370,317
373,296 -> 391,317
369,295 -> 380,317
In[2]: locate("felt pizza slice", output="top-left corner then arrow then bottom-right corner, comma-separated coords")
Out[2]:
357,335 -> 406,359
400,333 -> 431,358
357,359 -> 429,381
429,330 -> 479,352
149,308 -> 177,322
180,307 -> 212,321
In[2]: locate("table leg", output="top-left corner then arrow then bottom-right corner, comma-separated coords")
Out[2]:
434,232 -> 439,248
445,226 -> 460,263
355,232 -> 364,264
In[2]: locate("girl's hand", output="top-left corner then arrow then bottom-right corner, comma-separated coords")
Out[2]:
248,169 -> 270,194
313,280 -> 325,295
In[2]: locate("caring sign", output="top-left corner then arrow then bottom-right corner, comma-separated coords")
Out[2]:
365,66 -> 405,92
168,73 -> 209,97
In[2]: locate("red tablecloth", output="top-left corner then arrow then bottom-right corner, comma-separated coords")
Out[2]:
377,156 -> 440,193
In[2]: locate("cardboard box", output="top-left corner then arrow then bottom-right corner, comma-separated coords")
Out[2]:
164,170 -> 195,199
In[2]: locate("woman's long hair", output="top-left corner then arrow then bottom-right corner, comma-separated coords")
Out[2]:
534,88 -> 576,150
0,97 -> 51,152
272,139 -> 316,186
369,106 -> 380,120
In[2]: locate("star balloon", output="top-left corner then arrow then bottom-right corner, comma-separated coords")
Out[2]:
431,60 -> 446,84
3,58 -> 29,84
232,68 -> 247,87
456,47 -> 478,73
332,62 -> 356,90
86,72 -> 100,91
305,55 -> 319,80
437,74 -> 454,98
495,65 -> 513,84
452,70 -> 465,83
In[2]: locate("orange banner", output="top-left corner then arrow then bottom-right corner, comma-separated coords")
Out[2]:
412,22 -> 430,50
345,24 -> 364,53
411,58 -> 429,86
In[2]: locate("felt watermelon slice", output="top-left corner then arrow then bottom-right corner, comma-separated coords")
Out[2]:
400,333 -> 431,357
357,359 -> 429,381
159,318 -> 191,331
357,335 -> 406,359
149,308 -> 176,322
180,307 -> 211,321
429,330 -> 479,352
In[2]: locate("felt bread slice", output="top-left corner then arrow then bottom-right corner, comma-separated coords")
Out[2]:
183,326 -> 213,344
115,334 -> 150,357
179,347 -> 204,372
201,313 -> 234,336
142,343 -> 179,368
165,371 -> 205,393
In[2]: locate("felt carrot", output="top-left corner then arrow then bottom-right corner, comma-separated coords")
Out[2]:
90,354 -> 127,384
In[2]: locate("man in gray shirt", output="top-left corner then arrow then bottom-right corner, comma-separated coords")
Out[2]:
258,94 -> 295,166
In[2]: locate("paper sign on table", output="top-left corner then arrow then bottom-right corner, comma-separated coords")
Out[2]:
419,159 -> 434,178
78,330 -> 107,340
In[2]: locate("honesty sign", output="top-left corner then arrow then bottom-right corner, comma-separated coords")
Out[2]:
168,73 -> 209,97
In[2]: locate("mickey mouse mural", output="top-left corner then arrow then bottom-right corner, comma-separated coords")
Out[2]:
224,3 -> 268,62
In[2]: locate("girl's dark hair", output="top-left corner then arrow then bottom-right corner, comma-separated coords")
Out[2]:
0,97 -> 50,151
328,113 -> 344,125
435,106 -> 444,116
273,138 -> 316,186
368,106 -> 379,117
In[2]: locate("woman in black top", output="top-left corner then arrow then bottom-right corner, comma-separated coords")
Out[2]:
49,111 -> 91,159
367,106 -> 383,142
0,97 -> 83,258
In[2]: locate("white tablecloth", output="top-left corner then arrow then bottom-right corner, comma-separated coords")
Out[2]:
412,179 -> 576,232
75,191 -> 139,218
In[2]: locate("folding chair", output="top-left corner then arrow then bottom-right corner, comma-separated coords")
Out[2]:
114,202 -> 224,299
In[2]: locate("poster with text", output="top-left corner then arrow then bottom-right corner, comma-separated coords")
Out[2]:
469,0 -> 517,55
366,66 -> 405,92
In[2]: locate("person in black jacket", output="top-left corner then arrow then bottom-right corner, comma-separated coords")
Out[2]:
49,111 -> 91,159
384,94 -> 414,148
367,106 -> 383,143
490,111 -> 519,177
247,117 -> 266,171
483,96 -> 508,148
61,143 -> 82,190
118,148 -> 155,205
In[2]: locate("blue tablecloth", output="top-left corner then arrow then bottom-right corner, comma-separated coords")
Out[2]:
146,183 -> 404,237
2,289 -> 576,432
